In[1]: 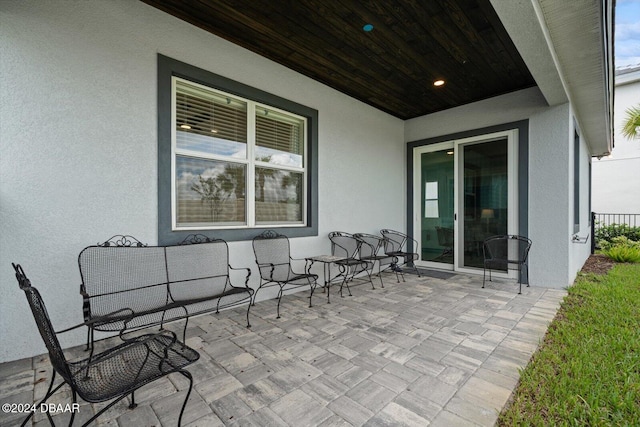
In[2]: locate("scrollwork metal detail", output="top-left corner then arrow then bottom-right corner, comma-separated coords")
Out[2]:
99,235 -> 147,247
179,234 -> 218,245
256,230 -> 280,239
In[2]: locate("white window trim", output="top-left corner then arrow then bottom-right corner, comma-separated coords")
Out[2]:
171,76 -> 308,231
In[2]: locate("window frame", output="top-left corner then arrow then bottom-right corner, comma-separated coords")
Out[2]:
158,54 -> 318,244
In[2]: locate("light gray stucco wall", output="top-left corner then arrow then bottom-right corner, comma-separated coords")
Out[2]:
0,1 -> 404,362
528,104 -> 572,286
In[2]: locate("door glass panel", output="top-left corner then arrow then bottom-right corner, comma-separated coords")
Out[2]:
463,139 -> 508,269
420,149 -> 455,264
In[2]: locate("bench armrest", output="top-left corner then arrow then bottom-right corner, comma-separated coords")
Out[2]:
229,265 -> 252,289
56,307 -> 135,335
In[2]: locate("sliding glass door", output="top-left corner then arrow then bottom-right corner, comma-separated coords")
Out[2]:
413,130 -> 517,275
416,144 -> 455,269
461,139 -> 509,269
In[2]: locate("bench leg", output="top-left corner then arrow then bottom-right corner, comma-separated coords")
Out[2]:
245,303 -> 251,328
276,287 -> 284,319
181,318 -> 189,347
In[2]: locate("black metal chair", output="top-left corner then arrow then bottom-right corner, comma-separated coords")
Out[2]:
328,232 -> 373,297
252,230 -> 319,319
12,263 -> 200,427
354,233 -> 395,288
380,229 -> 421,281
482,235 -> 532,294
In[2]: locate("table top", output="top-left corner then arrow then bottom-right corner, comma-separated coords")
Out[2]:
306,255 -> 346,263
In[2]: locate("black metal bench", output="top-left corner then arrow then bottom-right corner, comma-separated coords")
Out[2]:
79,234 -> 253,349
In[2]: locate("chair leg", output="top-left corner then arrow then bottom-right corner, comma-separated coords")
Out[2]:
518,265 -> 522,295
85,327 -> 91,351
245,302 -> 252,328
177,370 -> 194,427
411,258 -> 421,278
308,278 -> 316,308
482,265 -> 486,288
129,390 -> 137,409
364,263 -> 375,290
81,389 -> 134,426
69,389 -> 78,426
376,263 -> 384,288
21,370 -> 65,427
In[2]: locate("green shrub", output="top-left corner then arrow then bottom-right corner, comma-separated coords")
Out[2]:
595,222 -> 640,249
603,245 -> 640,263
601,237 -> 640,262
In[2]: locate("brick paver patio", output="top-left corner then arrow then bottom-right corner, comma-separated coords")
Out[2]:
0,271 -> 566,426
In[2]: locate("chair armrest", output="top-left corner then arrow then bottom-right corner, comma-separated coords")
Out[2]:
406,235 -> 420,252
84,330 -> 179,367
256,261 -> 277,280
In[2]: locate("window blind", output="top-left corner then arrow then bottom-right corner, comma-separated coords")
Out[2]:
176,80 -> 247,144
256,108 -> 303,156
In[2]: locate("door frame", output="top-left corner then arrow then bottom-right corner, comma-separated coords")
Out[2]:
412,129 -> 519,277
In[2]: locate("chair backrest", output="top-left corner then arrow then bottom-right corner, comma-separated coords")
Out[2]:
380,229 -> 408,253
329,232 -> 359,259
12,264 -> 73,383
435,226 -> 454,247
252,230 -> 292,280
483,235 -> 532,264
354,233 -> 384,259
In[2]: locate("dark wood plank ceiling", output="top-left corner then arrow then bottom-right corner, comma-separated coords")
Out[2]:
142,0 -> 535,120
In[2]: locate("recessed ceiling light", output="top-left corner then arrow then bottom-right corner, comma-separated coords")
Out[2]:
433,79 -> 445,87
180,124 -> 191,129
447,151 -> 454,155
363,24 -> 374,32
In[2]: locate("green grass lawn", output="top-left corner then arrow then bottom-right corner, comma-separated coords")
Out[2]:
498,263 -> 640,426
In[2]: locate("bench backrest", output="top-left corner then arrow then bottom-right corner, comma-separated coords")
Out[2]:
79,246 -> 169,319
78,239 -> 231,320
165,240 -> 230,302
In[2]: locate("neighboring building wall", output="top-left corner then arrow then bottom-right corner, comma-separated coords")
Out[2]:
592,68 -> 640,214
405,92 -> 592,288
0,1 -> 405,362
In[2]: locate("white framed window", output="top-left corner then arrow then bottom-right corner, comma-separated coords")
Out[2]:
171,77 -> 307,230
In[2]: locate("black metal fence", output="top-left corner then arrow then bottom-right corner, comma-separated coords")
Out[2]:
591,212 -> 640,253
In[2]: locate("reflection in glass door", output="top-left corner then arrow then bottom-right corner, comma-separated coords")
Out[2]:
462,139 -> 508,269
419,148 -> 455,266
